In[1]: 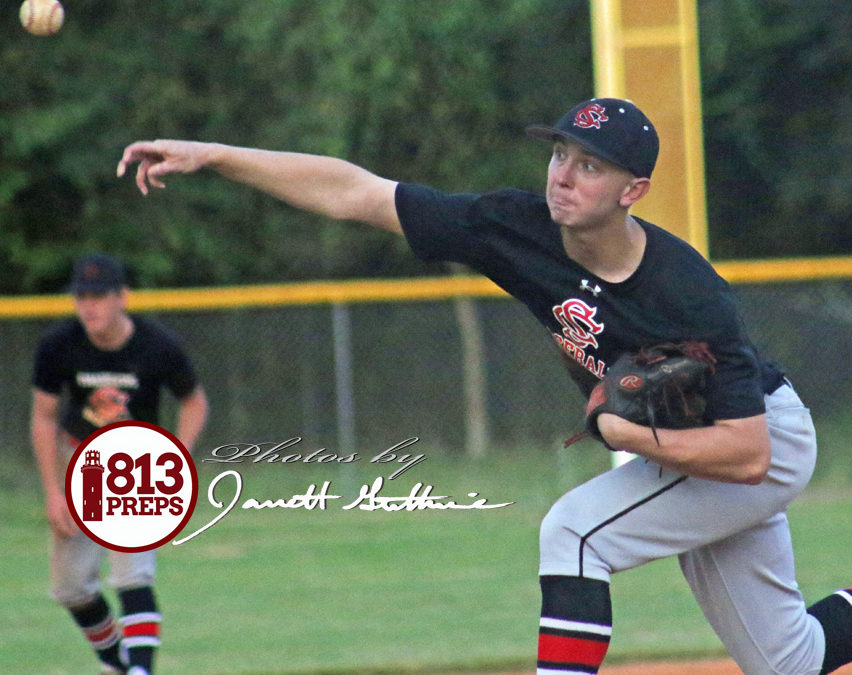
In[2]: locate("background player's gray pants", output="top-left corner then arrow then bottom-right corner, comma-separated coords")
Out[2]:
50,529 -> 156,608
51,437 -> 156,608
539,384 -> 825,675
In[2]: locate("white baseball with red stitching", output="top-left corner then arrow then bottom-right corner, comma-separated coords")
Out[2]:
19,0 -> 64,36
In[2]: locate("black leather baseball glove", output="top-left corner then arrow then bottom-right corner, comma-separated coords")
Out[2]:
578,341 -> 717,448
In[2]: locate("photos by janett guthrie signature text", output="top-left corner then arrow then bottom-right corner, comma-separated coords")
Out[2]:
172,438 -> 515,545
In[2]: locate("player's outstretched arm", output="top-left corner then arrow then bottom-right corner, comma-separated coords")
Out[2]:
117,141 -> 402,234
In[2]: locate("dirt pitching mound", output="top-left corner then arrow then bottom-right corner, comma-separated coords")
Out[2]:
599,658 -> 852,674
600,658 -> 740,674
495,659 -> 852,674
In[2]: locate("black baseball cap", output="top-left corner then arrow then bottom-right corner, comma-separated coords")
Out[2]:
526,97 -> 659,178
69,253 -> 127,294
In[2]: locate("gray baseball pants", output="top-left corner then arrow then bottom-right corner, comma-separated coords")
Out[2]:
539,384 -> 825,675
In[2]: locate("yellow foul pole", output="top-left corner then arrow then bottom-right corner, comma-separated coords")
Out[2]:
590,0 -> 709,257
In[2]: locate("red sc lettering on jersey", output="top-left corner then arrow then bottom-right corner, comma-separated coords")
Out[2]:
552,299 -> 604,350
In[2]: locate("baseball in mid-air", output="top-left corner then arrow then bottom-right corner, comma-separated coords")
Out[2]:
19,0 -> 65,36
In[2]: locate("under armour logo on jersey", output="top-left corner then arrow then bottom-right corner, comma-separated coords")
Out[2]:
580,279 -> 602,296
574,103 -> 609,130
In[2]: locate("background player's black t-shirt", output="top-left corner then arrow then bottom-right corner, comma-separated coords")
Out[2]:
33,316 -> 198,441
395,183 -> 785,421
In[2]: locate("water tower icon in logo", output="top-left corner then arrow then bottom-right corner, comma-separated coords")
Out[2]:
81,449 -> 105,521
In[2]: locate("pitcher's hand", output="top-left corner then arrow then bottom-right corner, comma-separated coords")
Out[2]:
117,140 -> 213,195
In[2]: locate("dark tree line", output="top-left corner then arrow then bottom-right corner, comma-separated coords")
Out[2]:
1,0 -> 849,293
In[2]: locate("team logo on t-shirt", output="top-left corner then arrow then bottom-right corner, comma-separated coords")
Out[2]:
551,298 -> 607,379
77,372 -> 139,427
553,298 -> 604,349
83,387 -> 131,427
65,421 -> 198,552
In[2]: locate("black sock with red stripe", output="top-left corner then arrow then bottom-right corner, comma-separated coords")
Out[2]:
68,594 -> 124,671
118,586 -> 161,674
538,575 -> 612,674
808,588 -> 852,675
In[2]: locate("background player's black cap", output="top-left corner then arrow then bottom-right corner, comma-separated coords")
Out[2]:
69,253 -> 127,294
526,97 -> 659,178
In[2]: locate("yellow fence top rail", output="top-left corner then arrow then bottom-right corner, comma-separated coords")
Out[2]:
1,256 -> 850,319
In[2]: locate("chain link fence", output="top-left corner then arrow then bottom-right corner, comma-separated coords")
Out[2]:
2,279 -> 850,481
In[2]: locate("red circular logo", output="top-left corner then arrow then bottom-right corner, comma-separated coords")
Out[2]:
618,374 -> 644,391
65,421 -> 198,552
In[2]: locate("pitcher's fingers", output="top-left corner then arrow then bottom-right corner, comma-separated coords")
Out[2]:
136,160 -> 152,195
117,142 -> 148,177
118,141 -> 163,177
116,148 -> 139,177
146,161 -> 170,189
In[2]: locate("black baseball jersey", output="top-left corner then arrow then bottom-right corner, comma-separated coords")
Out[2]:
395,183 -> 784,421
32,316 -> 199,441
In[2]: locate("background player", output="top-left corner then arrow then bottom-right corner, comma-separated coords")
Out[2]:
116,98 -> 851,674
31,253 -> 208,675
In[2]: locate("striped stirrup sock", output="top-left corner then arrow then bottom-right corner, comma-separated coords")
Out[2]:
122,610 -> 162,649
119,586 -> 161,673
68,594 -> 123,670
537,575 -> 612,674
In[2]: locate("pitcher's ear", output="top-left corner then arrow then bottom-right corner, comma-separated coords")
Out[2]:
620,177 -> 651,207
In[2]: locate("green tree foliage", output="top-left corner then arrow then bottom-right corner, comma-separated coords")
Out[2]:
0,0 -> 590,291
0,0 -> 848,293
698,0 -> 851,258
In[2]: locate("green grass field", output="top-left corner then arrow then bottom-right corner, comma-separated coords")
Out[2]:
2,442 -> 849,675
